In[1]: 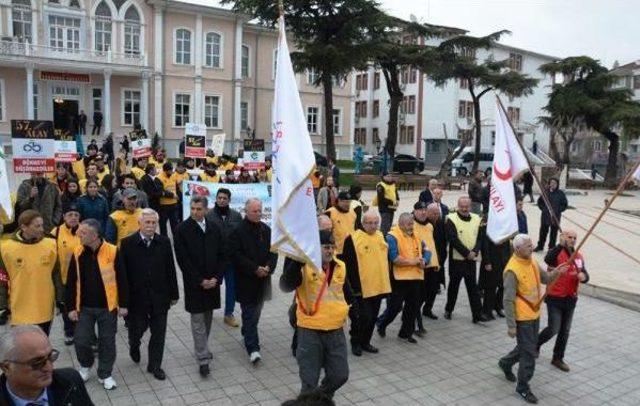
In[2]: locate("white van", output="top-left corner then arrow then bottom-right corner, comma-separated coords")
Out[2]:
451,147 -> 494,176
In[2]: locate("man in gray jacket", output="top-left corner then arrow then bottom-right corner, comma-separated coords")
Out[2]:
16,173 -> 61,232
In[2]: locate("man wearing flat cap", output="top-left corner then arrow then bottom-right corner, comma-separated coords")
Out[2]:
324,191 -> 360,257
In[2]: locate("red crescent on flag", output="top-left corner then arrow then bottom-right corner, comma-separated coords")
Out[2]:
493,149 -> 512,181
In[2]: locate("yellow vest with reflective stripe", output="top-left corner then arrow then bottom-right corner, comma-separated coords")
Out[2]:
388,226 -> 423,280
73,242 -> 118,312
413,221 -> 439,269
446,212 -> 481,261
51,224 -> 81,284
373,182 -> 397,207
0,237 -> 58,324
504,254 -> 542,321
296,260 -> 349,331
326,207 -> 356,255
351,230 -> 391,298
109,208 -> 142,247
158,172 -> 178,205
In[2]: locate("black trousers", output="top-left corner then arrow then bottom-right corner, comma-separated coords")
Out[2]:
92,123 -> 101,135
377,280 -> 420,338
349,295 -> 383,348
128,311 -> 168,371
419,269 -> 441,318
158,204 -> 180,237
445,260 -> 482,319
537,219 -> 559,250
38,321 -> 52,336
482,267 -> 504,315
538,297 -> 576,361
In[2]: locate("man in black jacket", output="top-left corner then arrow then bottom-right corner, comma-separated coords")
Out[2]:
230,198 -> 278,365
535,178 -> 568,252
118,208 -> 179,381
0,325 -> 94,405
139,164 -> 172,213
431,188 -> 449,291
92,110 -> 103,136
173,195 -> 224,377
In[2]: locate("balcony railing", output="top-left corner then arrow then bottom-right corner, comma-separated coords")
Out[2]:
0,40 -> 146,67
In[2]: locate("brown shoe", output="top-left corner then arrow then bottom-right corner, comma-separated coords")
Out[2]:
551,358 -> 570,372
224,315 -> 239,327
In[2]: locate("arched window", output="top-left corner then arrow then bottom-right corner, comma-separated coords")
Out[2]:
12,0 -> 32,43
204,32 -> 221,68
94,2 -> 112,53
124,6 -> 141,56
175,28 -> 192,65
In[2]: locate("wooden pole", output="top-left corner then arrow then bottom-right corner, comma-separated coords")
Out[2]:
278,0 -> 284,17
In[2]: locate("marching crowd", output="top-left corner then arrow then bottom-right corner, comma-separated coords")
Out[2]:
0,142 -> 587,405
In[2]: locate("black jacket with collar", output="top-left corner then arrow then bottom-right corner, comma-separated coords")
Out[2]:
0,368 -> 94,406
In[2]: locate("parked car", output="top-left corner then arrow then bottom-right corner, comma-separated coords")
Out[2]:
367,153 -> 424,174
451,147 -> 494,176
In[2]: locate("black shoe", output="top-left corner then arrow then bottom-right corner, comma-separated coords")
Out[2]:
496,309 -> 505,318
377,325 -> 386,338
473,314 -> 490,323
0,311 -> 7,326
414,328 -> 427,338
199,364 -> 210,377
129,347 -> 140,364
498,360 -> 516,382
147,367 -> 166,381
444,311 -> 452,320
362,344 -> 379,354
400,336 -> 417,344
517,389 -> 539,404
424,311 -> 439,320
483,312 -> 496,321
351,344 -> 362,357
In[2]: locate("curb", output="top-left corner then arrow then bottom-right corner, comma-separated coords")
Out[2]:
579,284 -> 640,312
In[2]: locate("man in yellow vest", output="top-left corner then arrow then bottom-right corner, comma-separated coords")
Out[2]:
51,204 -> 82,345
280,231 -> 350,398
325,191 -> 359,256
376,213 -> 428,343
157,162 -> 180,237
105,189 -> 143,247
374,173 -> 399,235
65,219 -> 126,391
444,196 -> 489,323
78,163 -> 99,194
499,234 -> 567,404
130,157 -> 148,181
341,211 -> 390,356
200,161 -> 221,183
413,201 -> 440,337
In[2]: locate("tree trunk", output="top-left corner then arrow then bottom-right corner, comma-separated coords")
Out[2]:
382,65 -> 403,159
321,74 -> 336,161
562,141 -> 571,185
438,134 -> 471,178
469,85 -> 482,173
549,127 -> 561,163
603,131 -> 620,186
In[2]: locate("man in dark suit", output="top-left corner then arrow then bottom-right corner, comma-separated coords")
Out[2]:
118,208 -> 179,381
173,195 -> 225,377
230,198 -> 278,365
431,188 -> 449,291
139,164 -> 173,213
418,178 -> 439,204
0,325 -> 94,405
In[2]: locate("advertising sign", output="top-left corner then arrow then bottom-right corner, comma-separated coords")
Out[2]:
243,139 -> 265,170
130,129 -> 151,159
54,129 -> 78,162
185,123 -> 207,159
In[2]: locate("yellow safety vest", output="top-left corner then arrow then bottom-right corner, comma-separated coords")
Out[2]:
158,172 -> 178,206
296,260 -> 349,331
173,171 -> 190,192
51,224 -> 81,284
351,230 -> 391,298
413,221 -> 439,269
0,237 -> 57,324
96,167 -> 110,184
149,157 -> 166,171
372,181 -> 397,208
71,160 -> 86,180
388,226 -> 423,280
325,207 -> 357,255
200,172 -> 220,183
504,254 -> 542,321
109,208 -> 142,247
446,212 -> 481,261
130,166 -> 146,180
73,243 -> 118,312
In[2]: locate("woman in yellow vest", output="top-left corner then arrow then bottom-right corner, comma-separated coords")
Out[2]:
324,191 -> 359,256
341,211 -> 390,356
130,157 -> 148,180
498,234 -> 568,404
105,189 -> 143,247
0,210 -> 63,335
51,204 -> 82,344
280,231 -> 350,398
157,162 -> 180,236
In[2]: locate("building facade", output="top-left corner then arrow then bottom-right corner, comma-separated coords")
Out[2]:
611,60 -> 640,161
0,0 -> 354,157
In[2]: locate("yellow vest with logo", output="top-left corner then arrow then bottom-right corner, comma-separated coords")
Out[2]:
72,160 -> 86,180
96,167 -> 110,184
73,242 -> 118,312
51,224 -> 81,284
296,260 -> 349,331
504,255 -> 542,321
372,182 -> 397,207
158,172 -> 178,206
200,172 -> 220,183
413,221 -> 439,269
0,237 -> 57,324
109,208 -> 142,247
173,171 -> 190,192
446,212 -> 481,261
326,207 -> 357,255
388,226 -> 423,280
351,230 -> 391,298
130,166 -> 145,180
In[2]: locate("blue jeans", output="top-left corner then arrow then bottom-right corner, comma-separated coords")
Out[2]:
240,301 -> 264,354
223,265 -> 236,316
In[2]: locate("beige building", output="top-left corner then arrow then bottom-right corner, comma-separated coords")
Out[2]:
0,0 -> 354,157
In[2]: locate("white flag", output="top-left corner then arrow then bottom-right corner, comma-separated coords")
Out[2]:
0,146 -> 13,221
633,163 -> 640,183
487,100 -> 530,243
270,15 -> 321,269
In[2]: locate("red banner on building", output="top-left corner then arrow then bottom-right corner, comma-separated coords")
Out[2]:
40,71 -> 91,83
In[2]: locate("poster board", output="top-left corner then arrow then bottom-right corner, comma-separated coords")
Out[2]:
11,120 -> 55,173
185,123 -> 207,159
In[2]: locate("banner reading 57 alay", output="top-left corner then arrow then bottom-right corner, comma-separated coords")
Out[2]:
11,120 -> 55,173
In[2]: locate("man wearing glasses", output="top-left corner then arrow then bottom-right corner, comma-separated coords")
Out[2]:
0,325 -> 93,405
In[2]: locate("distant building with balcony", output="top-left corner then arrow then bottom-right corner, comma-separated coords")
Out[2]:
0,0 -> 354,157
610,59 -> 640,162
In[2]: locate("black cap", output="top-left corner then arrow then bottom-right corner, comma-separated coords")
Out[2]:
63,203 -> 80,215
414,201 -> 429,210
319,230 -> 335,245
337,191 -> 350,200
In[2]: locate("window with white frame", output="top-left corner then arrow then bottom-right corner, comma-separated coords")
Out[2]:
175,29 -> 192,65
94,2 -> 112,53
332,109 -> 342,136
33,82 -> 38,120
174,93 -> 191,127
509,53 -> 523,71
124,7 -> 141,56
48,15 -> 81,52
241,45 -> 249,78
307,107 -> 319,134
240,101 -> 249,130
307,68 -> 320,85
204,32 -> 221,68
204,95 -> 220,128
122,89 -> 141,126
12,0 -> 32,44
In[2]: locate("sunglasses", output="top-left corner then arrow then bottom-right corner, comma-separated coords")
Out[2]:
6,349 -> 59,371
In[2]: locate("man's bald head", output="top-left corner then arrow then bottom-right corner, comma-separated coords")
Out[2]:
426,203 -> 440,222
428,179 -> 439,190
457,196 -> 471,215
317,215 -> 332,231
560,229 -> 577,249
361,212 -> 380,234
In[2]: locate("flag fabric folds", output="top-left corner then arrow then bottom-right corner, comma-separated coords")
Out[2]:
633,162 -> 640,183
0,146 -> 12,221
486,99 -> 530,243
270,15 -> 322,270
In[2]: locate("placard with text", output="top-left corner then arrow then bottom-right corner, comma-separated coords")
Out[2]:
11,120 -> 55,173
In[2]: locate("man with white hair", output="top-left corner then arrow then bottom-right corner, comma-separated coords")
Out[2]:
0,325 -> 93,404
499,234 -> 568,404
117,208 -> 179,381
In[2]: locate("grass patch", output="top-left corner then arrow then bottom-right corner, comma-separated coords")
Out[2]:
337,159 -> 355,169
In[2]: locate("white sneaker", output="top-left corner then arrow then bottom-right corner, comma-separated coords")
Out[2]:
249,351 -> 261,365
98,376 -> 117,390
78,367 -> 90,382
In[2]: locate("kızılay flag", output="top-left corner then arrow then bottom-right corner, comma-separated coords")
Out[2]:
486,99 -> 530,243
0,146 -> 13,221
270,15 -> 321,270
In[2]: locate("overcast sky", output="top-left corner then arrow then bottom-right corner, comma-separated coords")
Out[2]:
184,0 -> 637,68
